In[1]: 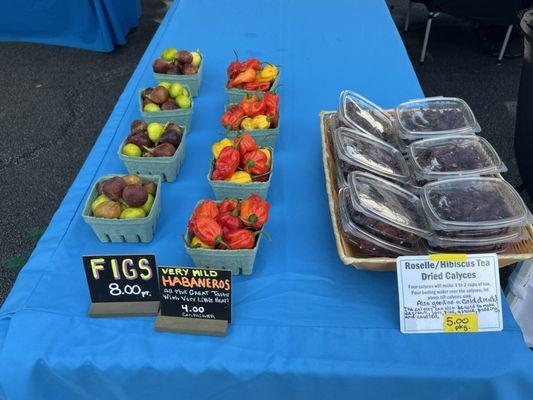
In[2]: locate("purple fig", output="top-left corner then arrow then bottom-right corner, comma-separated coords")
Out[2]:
143,98 -> 155,107
101,177 -> 126,201
176,50 -> 193,64
153,142 -> 176,157
181,63 -> 198,75
122,185 -> 148,207
153,58 -> 171,73
166,64 -> 182,75
148,86 -> 169,104
161,101 -> 179,110
158,130 -> 181,147
144,182 -> 157,196
141,87 -> 153,99
165,123 -> 183,135
127,131 -> 151,148
130,119 -> 148,134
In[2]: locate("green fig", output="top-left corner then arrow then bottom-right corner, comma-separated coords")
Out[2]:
142,194 -> 155,215
122,143 -> 141,157
176,95 -> 191,109
91,194 -> 109,213
120,207 -> 146,219
143,103 -> 160,112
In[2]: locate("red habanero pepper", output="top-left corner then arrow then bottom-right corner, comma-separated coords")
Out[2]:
212,146 -> 240,180
227,61 -> 241,79
218,198 -> 239,214
191,216 -> 226,247
221,105 -> 246,130
262,92 -> 279,126
216,211 -> 243,235
224,229 -> 257,250
188,200 -> 219,231
239,195 -> 270,229
239,58 -> 262,72
227,68 -> 257,89
242,81 -> 271,91
242,150 -> 269,175
233,132 -> 258,156
238,95 -> 266,117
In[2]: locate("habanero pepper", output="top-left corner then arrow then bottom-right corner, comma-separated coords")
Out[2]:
239,58 -> 262,71
242,149 -> 269,175
224,229 -> 257,250
211,146 -> 240,180
256,64 -> 279,82
188,199 -> 219,231
242,81 -> 271,91
218,198 -> 239,214
226,171 -> 252,183
227,68 -> 257,89
240,117 -> 255,130
216,211 -> 243,235
239,94 -> 266,117
233,132 -> 258,156
262,92 -> 279,127
251,114 -> 270,129
239,195 -> 270,229
191,216 -> 226,247
221,105 -> 246,130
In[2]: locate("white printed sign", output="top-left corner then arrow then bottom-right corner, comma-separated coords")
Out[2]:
396,254 -> 503,334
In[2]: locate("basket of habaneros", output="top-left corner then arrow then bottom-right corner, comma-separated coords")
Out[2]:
222,92 -> 280,148
184,195 -> 270,275
224,54 -> 280,103
208,132 -> 272,200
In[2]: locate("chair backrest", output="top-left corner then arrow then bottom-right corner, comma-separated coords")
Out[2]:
420,0 -> 523,25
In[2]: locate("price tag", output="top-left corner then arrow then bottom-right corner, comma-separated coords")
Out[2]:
82,254 -> 160,317
396,254 -> 503,334
154,266 -> 231,336
443,313 -> 478,333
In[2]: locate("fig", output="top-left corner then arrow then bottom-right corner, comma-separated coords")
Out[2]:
141,87 -> 153,99
91,194 -> 110,213
123,174 -> 142,186
94,200 -> 122,219
127,131 -> 151,148
181,64 -> 198,75
148,86 -> 169,104
166,64 -> 182,75
130,119 -> 147,134
122,184 -> 148,207
176,50 -> 193,64
143,98 -> 155,107
101,176 -> 126,200
143,103 -> 160,112
153,142 -> 176,157
120,207 -> 146,219
122,143 -> 142,157
143,181 -> 157,196
165,123 -> 183,135
142,194 -> 155,215
153,58 -> 171,73
161,101 -> 179,110
159,130 -> 181,147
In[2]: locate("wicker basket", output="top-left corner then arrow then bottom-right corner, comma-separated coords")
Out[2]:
224,73 -> 280,104
118,127 -> 187,182
319,110 -> 533,271
224,103 -> 280,148
153,54 -> 203,97
139,86 -> 193,132
207,147 -> 273,200
82,174 -> 162,243
184,200 -> 264,275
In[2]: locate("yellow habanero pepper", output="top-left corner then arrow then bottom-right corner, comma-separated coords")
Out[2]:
259,148 -> 271,166
256,64 -> 279,82
191,236 -> 214,249
226,171 -> 252,183
211,138 -> 233,159
240,117 -> 255,130
252,114 -> 271,130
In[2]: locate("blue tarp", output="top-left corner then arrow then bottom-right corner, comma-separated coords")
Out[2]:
0,0 -> 141,52
1,0 -> 532,398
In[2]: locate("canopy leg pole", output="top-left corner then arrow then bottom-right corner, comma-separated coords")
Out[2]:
404,0 -> 412,32
420,12 -> 435,64
497,24 -> 513,64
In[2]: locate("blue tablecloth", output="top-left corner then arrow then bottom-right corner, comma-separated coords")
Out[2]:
0,0 -> 141,52
1,0 -> 532,398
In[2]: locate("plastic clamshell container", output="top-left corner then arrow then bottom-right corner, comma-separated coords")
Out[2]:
427,227 -> 528,249
347,171 -> 430,238
208,147 -> 273,200
118,127 -> 187,183
223,103 -> 280,148
139,85 -> 193,132
225,73 -> 280,104
338,187 -> 422,257
338,90 -> 396,145
153,53 -> 203,97
82,174 -> 162,243
333,126 -> 411,186
184,200 -> 264,275
395,97 -> 480,141
421,176 -> 533,232
407,135 -> 506,182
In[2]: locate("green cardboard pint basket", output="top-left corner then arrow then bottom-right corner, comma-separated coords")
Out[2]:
207,147 -> 273,200
82,174 -> 162,243
139,86 -> 193,132
225,72 -> 280,103
118,126 -> 187,182
153,54 -> 203,97
224,103 -> 280,148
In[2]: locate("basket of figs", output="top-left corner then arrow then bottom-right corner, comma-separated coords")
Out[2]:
152,48 -> 203,97
139,82 -> 193,132
119,119 -> 186,182
208,133 -> 273,200
82,174 -> 161,243
184,194 -> 270,275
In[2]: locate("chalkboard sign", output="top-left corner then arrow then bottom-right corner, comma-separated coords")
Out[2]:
154,266 -> 231,336
82,254 -> 160,317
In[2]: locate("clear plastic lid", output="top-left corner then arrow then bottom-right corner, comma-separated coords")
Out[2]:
407,135 -> 507,180
338,187 -> 422,256
333,127 -> 411,184
395,97 -> 480,140
427,227 -> 528,248
338,90 -> 396,144
421,176 -> 532,231
347,171 -> 430,237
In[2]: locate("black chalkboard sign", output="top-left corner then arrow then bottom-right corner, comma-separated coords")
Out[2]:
155,266 -> 231,336
82,254 -> 160,317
